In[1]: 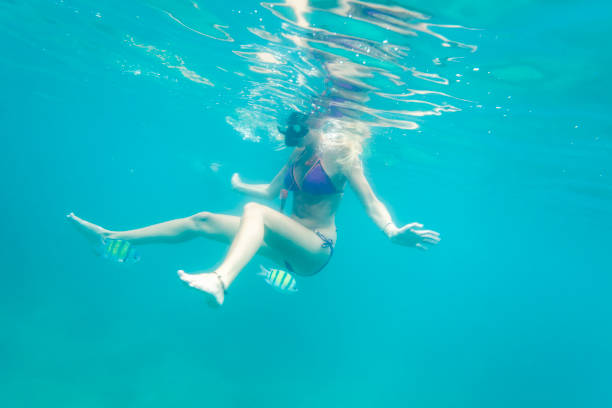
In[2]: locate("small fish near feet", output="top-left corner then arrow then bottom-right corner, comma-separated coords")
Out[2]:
96,238 -> 140,264
258,265 -> 298,293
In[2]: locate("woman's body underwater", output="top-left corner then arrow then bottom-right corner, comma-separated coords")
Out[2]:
67,114 -> 440,306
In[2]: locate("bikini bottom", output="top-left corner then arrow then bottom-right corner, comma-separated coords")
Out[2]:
284,230 -> 334,276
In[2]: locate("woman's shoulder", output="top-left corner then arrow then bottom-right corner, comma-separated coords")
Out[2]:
320,150 -> 362,175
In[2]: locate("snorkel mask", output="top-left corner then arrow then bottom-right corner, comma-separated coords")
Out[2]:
278,112 -> 309,146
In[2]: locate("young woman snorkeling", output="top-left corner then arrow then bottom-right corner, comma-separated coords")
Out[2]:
67,111 -> 440,306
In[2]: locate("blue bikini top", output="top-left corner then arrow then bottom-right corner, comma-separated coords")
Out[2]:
283,151 -> 340,195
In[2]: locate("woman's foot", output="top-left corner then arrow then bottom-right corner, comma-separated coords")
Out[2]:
66,212 -> 110,243
177,270 -> 225,306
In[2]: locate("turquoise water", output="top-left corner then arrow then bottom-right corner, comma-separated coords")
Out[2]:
1,0 -> 611,406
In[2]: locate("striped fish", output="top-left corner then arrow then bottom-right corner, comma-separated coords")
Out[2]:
97,238 -> 140,264
258,265 -> 298,293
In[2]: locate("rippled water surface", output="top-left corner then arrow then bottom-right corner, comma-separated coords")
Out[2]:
1,1 -> 611,407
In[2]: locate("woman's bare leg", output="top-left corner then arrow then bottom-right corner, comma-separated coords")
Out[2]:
178,202 -> 332,305
67,211 -> 242,245
67,211 -> 288,268
67,213 -> 111,243
68,207 -> 331,306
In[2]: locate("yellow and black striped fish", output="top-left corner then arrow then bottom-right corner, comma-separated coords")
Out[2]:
258,265 -> 298,293
97,238 -> 140,264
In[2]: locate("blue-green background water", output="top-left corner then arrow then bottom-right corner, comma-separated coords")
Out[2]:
1,0 -> 611,407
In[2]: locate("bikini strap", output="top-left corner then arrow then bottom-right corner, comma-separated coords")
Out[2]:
315,231 -> 334,253
314,230 -> 334,273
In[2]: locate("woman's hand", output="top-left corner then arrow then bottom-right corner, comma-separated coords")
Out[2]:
230,173 -> 276,199
231,173 -> 242,190
386,222 -> 441,250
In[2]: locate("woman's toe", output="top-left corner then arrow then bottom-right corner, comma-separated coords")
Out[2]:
177,270 -> 191,282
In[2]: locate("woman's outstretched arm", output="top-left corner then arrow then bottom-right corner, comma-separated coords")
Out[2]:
344,162 -> 441,250
231,150 -> 300,199
230,171 -> 284,200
